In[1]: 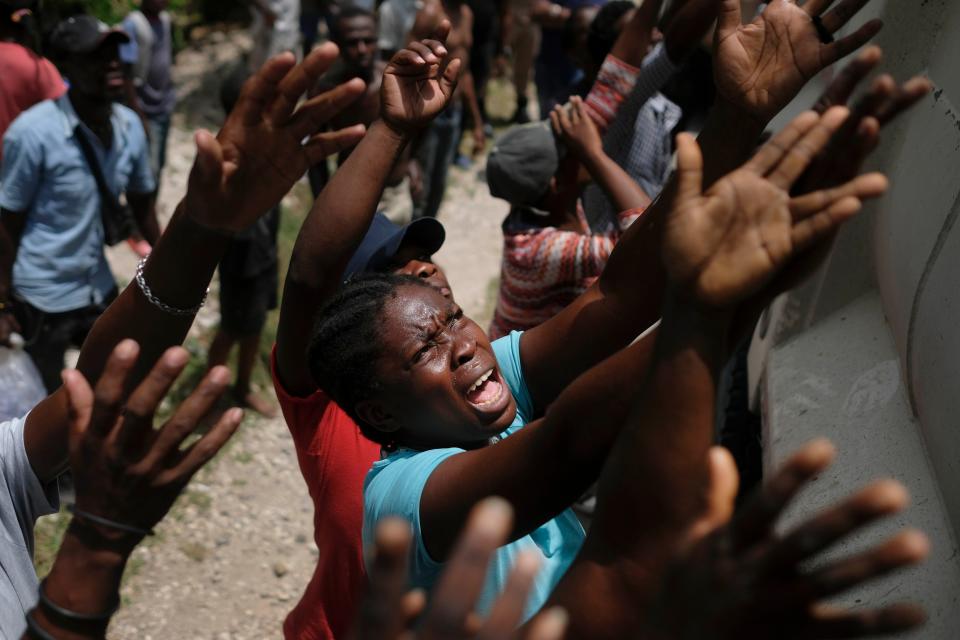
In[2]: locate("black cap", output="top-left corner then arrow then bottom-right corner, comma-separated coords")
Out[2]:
343,214 -> 446,280
49,15 -> 129,56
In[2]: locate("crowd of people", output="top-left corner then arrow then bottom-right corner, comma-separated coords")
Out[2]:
0,0 -> 940,638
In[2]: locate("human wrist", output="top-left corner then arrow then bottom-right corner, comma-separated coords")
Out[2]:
709,96 -> 768,138
376,117 -> 418,143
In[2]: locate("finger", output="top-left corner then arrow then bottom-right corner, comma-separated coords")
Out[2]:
874,77 -> 932,125
422,497 -> 513,637
550,109 -> 562,136
61,369 -> 95,443
420,38 -> 449,60
791,196 -> 862,252
674,132 -> 704,203
803,602 -> 927,638
768,107 -> 850,189
477,551 -> 541,640
756,479 -> 909,574
812,45 -> 881,114
114,346 -> 190,456
789,172 -> 888,220
402,589 -> 427,628
407,41 -> 440,64
88,340 -> 140,438
716,0 -> 742,41
303,125 -> 368,165
431,19 -> 452,44
439,57 -> 463,100
744,111 -> 820,175
267,42 -> 341,126
190,129 -> 224,189
523,607 -> 569,640
352,518 -> 412,640
687,446 -> 740,541
146,366 -> 233,466
731,438 -> 836,550
802,0 -> 834,17
819,0 -> 871,33
172,405 -> 243,479
289,77 -> 367,140
558,103 -> 573,131
822,19 -> 884,67
389,48 -> 432,68
235,52 -> 297,126
801,530 -> 929,601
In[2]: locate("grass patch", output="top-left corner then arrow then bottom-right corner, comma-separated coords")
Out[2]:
178,541 -> 208,563
33,509 -> 71,578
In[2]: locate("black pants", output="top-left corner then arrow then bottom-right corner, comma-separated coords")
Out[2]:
13,290 -> 117,393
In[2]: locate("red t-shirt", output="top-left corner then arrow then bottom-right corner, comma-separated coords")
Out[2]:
271,348 -> 381,640
0,42 -> 66,162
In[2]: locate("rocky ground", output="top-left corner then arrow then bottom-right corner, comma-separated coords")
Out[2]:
40,26 -> 508,639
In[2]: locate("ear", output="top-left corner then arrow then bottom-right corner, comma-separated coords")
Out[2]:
548,175 -> 560,195
355,399 -> 401,434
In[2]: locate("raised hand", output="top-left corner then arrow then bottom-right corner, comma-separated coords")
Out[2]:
381,21 -> 463,135
714,0 -> 883,122
550,96 -> 602,162
645,440 -> 928,639
662,107 -> 888,308
350,498 -> 567,640
184,45 -> 367,233
61,340 -> 243,549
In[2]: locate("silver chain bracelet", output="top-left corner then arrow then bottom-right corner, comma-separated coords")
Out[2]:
135,257 -> 208,317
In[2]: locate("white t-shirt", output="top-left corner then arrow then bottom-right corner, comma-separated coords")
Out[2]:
0,414 -> 59,638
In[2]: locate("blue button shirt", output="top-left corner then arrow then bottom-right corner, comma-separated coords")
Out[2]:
0,95 -> 154,312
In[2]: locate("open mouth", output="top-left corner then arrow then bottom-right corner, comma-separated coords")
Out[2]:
465,367 -> 505,408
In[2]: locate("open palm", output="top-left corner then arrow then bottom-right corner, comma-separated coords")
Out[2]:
714,0 -> 882,121
185,45 -> 367,232
664,108 -> 887,308
381,22 -> 462,134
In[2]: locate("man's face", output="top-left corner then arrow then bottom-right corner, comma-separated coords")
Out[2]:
389,243 -> 453,301
336,15 -> 378,75
64,40 -> 125,102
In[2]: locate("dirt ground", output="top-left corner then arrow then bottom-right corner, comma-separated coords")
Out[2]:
91,27 -> 508,639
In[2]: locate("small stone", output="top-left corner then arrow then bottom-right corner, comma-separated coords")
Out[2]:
273,562 -> 289,578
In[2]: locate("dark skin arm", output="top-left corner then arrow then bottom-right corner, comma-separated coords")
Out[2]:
275,28 -> 462,397
127,190 -> 161,245
26,343 -> 242,640
0,211 -> 24,346
419,108 -> 885,562
518,0 -> 884,414
551,96 -> 651,212
20,46 -> 367,483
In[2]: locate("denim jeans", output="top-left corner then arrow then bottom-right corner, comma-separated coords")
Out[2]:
412,103 -> 463,220
146,114 -> 171,182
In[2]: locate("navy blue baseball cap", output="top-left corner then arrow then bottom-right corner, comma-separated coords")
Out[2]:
343,213 -> 446,281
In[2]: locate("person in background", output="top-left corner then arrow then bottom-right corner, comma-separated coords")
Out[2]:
0,0 -> 65,164
408,0 -> 486,219
502,0 -> 539,123
120,0 -> 176,186
377,0 -> 421,59
248,0 -> 302,69
530,0 -> 602,116
0,15 -> 159,392
206,70 -> 281,418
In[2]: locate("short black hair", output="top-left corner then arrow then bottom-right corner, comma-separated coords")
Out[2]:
587,1 -> 634,67
331,4 -> 375,41
307,272 -> 433,446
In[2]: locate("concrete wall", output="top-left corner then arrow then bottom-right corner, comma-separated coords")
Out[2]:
747,0 -> 960,635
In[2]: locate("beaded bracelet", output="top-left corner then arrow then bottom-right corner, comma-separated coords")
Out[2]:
135,257 -> 208,317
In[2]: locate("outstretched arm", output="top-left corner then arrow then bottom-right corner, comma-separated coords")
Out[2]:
518,0 -> 884,413
21,47 -> 365,483
275,28 -> 462,396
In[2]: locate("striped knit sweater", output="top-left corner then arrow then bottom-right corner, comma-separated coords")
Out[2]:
488,54 -> 648,339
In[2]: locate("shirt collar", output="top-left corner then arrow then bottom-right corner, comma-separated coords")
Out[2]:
55,93 -> 130,140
